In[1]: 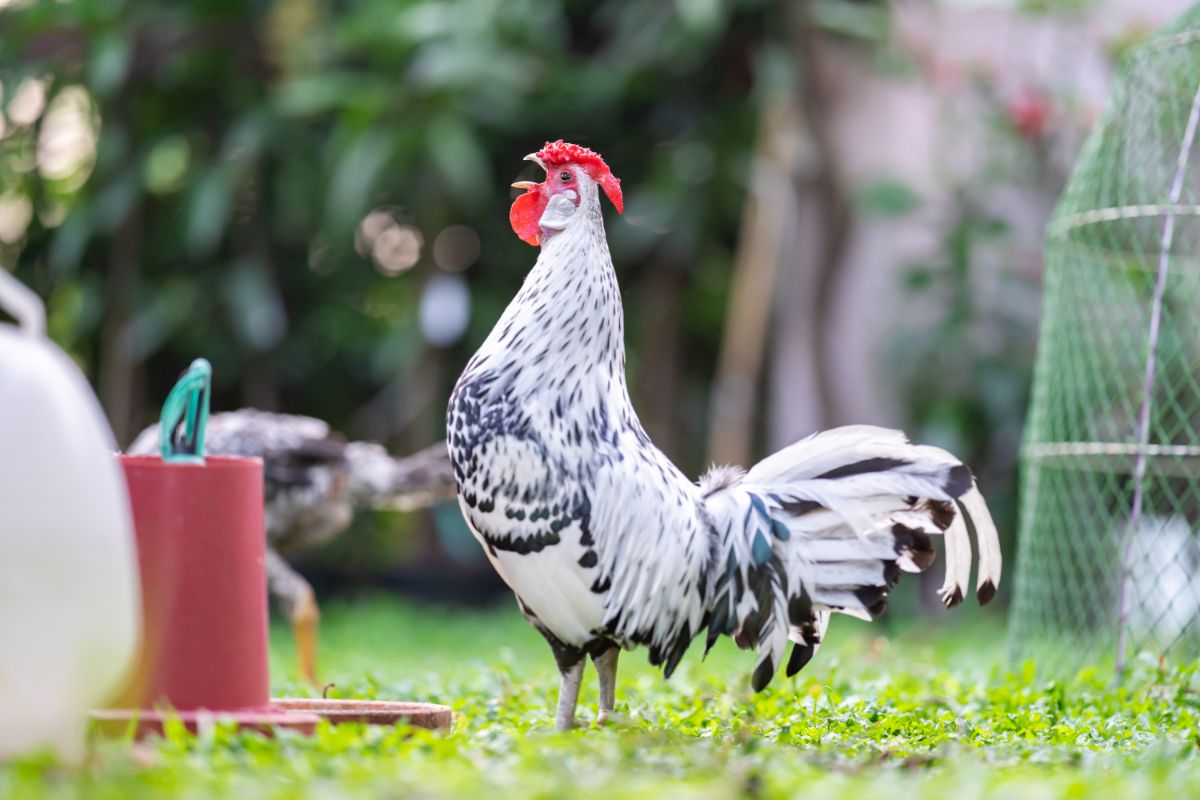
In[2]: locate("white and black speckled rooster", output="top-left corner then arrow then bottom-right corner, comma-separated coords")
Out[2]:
130,409 -> 455,685
447,141 -> 1002,730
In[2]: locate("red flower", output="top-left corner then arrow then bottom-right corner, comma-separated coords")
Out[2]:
1008,92 -> 1050,139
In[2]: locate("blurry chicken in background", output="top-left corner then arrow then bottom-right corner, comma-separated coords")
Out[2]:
129,409 -> 456,685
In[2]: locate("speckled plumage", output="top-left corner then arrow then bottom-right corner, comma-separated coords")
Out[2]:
448,147 -> 1002,728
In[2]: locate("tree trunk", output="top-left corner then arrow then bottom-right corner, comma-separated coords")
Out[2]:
766,5 -> 854,450
101,209 -> 142,445
707,97 -> 800,466
633,258 -> 687,462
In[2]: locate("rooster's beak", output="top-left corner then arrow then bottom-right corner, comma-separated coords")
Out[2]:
514,152 -> 546,191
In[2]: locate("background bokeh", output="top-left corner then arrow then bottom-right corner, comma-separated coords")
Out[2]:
0,0 -> 1193,609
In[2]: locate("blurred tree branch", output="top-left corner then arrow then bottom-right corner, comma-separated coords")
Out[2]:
707,96 -> 797,466
788,1 -> 852,428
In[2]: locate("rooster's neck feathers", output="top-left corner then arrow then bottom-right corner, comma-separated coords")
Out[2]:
470,174 -> 628,407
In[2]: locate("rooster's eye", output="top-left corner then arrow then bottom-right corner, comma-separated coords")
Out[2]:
560,171 -> 572,182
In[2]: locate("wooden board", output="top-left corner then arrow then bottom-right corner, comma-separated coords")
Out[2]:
271,698 -> 453,730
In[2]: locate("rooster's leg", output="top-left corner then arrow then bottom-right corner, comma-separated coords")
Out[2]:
555,659 -> 585,730
593,647 -> 619,724
292,585 -> 321,687
523,603 -> 587,729
266,548 -> 321,686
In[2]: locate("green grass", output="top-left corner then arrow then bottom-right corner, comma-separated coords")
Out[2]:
4,596 -> 1200,799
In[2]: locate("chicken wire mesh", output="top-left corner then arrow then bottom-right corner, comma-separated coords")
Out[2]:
1009,6 -> 1200,677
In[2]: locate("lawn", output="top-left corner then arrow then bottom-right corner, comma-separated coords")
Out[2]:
3,596 -> 1199,799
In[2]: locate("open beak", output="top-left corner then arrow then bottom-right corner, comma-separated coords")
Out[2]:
511,153 -> 546,192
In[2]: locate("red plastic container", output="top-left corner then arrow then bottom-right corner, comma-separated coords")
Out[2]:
99,451 -> 450,737
117,454 -> 270,712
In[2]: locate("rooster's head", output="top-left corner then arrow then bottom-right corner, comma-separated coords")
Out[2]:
509,140 -> 623,246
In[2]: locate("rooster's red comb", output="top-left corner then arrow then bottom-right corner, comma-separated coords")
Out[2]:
533,140 -> 623,214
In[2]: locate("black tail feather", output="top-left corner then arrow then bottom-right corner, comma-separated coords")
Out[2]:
786,642 -> 816,677
751,655 -> 775,691
892,523 -> 936,569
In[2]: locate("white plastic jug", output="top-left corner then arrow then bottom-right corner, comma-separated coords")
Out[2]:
0,268 -> 140,763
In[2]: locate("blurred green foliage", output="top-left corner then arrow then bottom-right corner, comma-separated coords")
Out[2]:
0,0 -> 771,457
1,0 -> 1085,597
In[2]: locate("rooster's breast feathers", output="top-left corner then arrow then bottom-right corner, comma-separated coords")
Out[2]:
448,345 -> 712,663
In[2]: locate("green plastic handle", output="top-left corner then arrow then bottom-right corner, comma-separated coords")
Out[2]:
160,358 -> 212,464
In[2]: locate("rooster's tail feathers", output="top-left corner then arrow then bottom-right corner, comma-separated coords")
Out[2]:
700,425 -> 1000,691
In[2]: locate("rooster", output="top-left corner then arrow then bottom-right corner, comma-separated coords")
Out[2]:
129,410 -> 456,685
446,141 -> 1002,729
